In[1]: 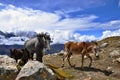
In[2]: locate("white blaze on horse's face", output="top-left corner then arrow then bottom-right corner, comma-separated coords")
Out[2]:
93,43 -> 100,58
95,51 -> 99,57
94,46 -> 100,58
43,36 -> 50,51
46,39 -> 51,51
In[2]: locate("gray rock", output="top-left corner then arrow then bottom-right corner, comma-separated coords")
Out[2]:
110,71 -> 120,79
0,55 -> 18,80
100,43 -> 108,48
116,58 -> 120,63
109,50 -> 120,58
16,61 -> 57,80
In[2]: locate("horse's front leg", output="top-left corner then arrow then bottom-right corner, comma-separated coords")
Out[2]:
36,50 -> 43,62
86,54 -> 92,68
29,52 -> 34,60
81,49 -> 87,68
81,55 -> 84,68
67,53 -> 75,67
62,55 -> 66,67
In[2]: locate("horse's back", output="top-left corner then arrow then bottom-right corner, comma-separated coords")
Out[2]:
24,37 -> 38,52
64,41 -> 86,54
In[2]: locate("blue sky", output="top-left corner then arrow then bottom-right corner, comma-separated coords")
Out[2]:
0,0 -> 120,43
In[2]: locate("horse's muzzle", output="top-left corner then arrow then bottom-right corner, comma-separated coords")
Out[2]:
95,55 -> 100,59
46,48 -> 50,51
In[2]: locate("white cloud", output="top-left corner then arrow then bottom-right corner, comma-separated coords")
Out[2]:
51,29 -> 120,44
51,30 -> 74,44
0,36 -> 29,45
0,4 -> 120,33
53,15 -> 99,31
0,5 -> 106,31
0,3 -> 5,6
98,20 -> 120,30
119,0 -> 120,7
54,8 -> 83,18
0,4 -> 120,45
0,5 -> 99,32
101,29 -> 120,39
50,30 -> 97,44
78,35 -> 97,41
0,5 -> 61,32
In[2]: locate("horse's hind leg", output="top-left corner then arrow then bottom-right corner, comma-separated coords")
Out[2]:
62,52 -> 68,67
36,50 -> 43,62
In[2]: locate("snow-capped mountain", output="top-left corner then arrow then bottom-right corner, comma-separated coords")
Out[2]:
15,31 -> 37,38
0,30 -> 37,45
0,30 -> 64,55
0,31 -> 15,38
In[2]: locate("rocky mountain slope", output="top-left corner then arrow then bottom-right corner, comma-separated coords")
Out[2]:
0,36 -> 120,80
43,36 -> 120,80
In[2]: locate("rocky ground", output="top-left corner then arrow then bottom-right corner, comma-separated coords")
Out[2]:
0,36 -> 120,80
43,36 -> 120,80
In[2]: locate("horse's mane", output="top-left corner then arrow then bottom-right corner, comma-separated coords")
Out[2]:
37,32 -> 51,41
37,32 -> 45,38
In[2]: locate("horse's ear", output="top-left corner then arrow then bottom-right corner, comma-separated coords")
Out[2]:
46,34 -> 51,40
37,32 -> 45,38
45,32 -> 48,35
91,41 -> 98,45
37,33 -> 41,37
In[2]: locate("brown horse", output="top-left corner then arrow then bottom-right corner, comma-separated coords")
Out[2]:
62,41 -> 100,68
10,48 -> 25,62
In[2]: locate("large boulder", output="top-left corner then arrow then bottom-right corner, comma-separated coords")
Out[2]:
0,55 -> 72,80
109,49 -> 120,58
0,55 -> 18,80
100,42 -> 108,48
15,61 -> 57,80
116,58 -> 120,63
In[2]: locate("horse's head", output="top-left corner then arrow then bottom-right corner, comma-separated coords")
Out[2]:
91,41 -> 100,59
37,32 -> 52,51
10,48 -> 16,58
43,33 -> 52,51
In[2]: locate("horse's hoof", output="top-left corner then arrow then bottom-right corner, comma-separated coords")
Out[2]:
80,66 -> 83,69
61,65 -> 64,68
89,66 -> 91,68
71,64 -> 75,67
61,63 -> 64,67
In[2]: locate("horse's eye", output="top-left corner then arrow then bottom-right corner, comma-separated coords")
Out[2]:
50,40 -> 53,43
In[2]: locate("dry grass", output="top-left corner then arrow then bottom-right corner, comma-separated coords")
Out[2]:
43,36 -> 120,80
